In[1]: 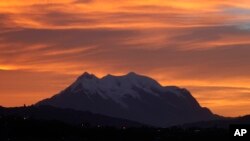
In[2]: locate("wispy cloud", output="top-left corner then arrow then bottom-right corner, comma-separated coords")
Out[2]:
0,0 -> 250,116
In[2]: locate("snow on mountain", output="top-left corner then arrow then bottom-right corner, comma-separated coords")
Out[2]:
70,72 -> 163,107
37,72 -> 215,127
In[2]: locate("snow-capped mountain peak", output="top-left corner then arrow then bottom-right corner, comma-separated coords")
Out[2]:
37,72 -> 215,127
78,72 -> 98,80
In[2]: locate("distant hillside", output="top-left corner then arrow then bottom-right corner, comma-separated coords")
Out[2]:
0,112 -> 229,141
182,115 -> 250,128
1,106 -> 249,140
0,105 -> 144,128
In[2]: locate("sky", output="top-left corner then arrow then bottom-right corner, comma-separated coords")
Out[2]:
0,0 -> 250,117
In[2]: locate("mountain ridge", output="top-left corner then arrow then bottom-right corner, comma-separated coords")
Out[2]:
37,72 -> 216,127
0,105 -> 144,128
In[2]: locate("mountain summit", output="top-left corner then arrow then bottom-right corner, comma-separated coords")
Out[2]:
37,72 -> 215,127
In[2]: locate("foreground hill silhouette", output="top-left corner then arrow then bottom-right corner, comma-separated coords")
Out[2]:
183,115 -> 250,128
0,105 -> 249,140
0,105 -> 143,128
37,72 -> 215,127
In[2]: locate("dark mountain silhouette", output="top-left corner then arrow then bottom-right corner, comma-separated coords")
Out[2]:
37,72 -> 216,127
0,106 -> 249,140
182,115 -> 250,128
0,114 -> 229,141
3,106 -> 249,141
0,105 -> 144,128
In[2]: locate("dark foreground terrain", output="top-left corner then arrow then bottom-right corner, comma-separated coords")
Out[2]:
1,106 -> 249,141
0,116 -> 229,141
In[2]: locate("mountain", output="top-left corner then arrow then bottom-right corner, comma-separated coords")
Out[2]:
0,105 -> 144,128
37,72 -> 216,127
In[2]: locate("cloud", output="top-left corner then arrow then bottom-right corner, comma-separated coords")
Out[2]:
0,28 -> 138,74
1,25 -> 250,80
0,69 -> 75,106
0,0 -> 250,116
0,0 -> 237,29
73,0 -> 93,4
187,86 -> 250,116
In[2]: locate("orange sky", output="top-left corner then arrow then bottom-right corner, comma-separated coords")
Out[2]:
0,0 -> 250,117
